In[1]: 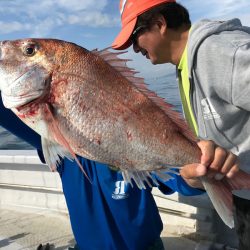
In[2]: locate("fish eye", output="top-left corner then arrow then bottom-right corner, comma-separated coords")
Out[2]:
23,44 -> 37,56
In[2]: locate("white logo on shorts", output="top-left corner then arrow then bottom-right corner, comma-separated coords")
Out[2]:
112,181 -> 129,200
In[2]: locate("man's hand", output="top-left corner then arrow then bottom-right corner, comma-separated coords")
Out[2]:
180,140 -> 240,189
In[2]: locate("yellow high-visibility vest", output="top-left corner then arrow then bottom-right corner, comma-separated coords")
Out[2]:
178,45 -> 198,135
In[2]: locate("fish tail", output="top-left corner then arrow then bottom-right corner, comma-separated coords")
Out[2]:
201,170 -> 250,229
201,177 -> 234,228
226,170 -> 250,190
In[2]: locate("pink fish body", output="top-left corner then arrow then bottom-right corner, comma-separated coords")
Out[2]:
0,38 -> 250,228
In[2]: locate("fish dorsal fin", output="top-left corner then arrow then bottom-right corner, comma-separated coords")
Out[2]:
92,48 -> 196,143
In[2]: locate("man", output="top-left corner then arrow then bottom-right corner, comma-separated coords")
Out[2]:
112,0 -> 250,249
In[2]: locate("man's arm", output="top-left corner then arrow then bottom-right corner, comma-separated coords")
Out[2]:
155,172 -> 205,196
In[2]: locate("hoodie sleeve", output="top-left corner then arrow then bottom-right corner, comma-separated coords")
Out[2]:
152,172 -> 205,196
231,42 -> 250,110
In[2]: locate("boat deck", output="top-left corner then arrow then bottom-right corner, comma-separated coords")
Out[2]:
0,208 -> 199,250
0,208 -> 74,250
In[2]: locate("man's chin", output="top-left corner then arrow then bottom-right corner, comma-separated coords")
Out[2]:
150,58 -> 158,65
150,57 -> 168,65
148,55 -> 160,65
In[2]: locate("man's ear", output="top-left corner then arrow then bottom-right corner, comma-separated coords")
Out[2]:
155,14 -> 167,35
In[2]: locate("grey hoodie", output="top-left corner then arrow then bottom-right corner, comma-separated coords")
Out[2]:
186,19 -> 250,183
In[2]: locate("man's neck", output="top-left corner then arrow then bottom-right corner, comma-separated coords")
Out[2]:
168,27 -> 190,65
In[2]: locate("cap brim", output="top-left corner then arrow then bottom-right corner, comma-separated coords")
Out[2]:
112,18 -> 137,50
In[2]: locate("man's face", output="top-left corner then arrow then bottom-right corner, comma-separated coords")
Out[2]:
132,21 -> 169,65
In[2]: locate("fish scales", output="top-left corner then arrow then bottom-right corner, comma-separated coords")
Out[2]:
43,43 -> 199,170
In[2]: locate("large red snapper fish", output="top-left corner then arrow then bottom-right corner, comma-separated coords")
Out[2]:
0,38 -> 250,228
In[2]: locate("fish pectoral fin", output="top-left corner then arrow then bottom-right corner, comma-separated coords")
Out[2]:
42,137 -> 73,171
44,103 -> 92,183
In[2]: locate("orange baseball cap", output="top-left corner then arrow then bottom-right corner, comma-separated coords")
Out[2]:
112,0 -> 176,50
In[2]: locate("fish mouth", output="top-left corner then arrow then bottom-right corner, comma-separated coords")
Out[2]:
1,66 -> 52,109
2,75 -> 51,109
2,90 -> 46,109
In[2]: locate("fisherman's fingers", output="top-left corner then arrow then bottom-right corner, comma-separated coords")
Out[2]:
220,154 -> 240,178
198,140 -> 240,179
197,140 -> 216,166
207,146 -> 228,178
